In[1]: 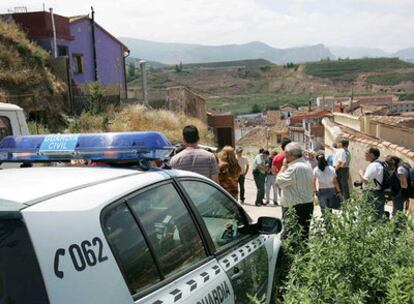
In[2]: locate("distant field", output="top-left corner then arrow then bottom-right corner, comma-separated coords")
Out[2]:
366,72 -> 414,85
182,59 -> 272,69
127,57 -> 414,114
399,92 -> 414,100
207,92 -> 313,114
304,58 -> 413,82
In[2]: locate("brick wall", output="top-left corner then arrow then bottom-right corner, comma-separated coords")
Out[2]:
333,112 -> 362,131
167,87 -> 207,122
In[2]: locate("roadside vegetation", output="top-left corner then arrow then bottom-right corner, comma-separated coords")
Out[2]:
275,190 -> 414,304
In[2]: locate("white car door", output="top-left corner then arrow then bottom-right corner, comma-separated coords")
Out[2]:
102,182 -> 236,304
179,179 -> 280,304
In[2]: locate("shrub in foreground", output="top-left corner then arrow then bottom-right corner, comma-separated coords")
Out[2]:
280,190 -> 414,304
386,267 -> 414,304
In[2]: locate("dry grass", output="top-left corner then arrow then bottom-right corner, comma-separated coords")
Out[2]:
110,105 -> 214,144
0,19 -> 66,130
68,105 -> 214,145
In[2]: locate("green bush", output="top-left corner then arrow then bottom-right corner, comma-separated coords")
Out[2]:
238,69 -> 261,79
386,267 -> 414,304
68,111 -> 108,133
251,103 -> 261,113
283,62 -> 299,70
281,190 -> 414,304
260,65 -> 272,72
27,121 -> 50,134
398,92 -> 414,101
86,82 -> 104,114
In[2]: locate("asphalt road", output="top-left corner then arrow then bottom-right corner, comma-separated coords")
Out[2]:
239,158 -> 283,221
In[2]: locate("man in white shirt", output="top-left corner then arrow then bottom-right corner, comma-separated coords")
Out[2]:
333,140 -> 351,200
358,147 -> 385,218
276,142 -> 314,239
236,147 -> 249,204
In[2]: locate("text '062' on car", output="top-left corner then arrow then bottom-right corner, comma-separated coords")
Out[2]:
0,132 -> 282,304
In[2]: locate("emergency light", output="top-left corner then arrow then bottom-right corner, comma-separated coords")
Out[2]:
0,132 -> 174,163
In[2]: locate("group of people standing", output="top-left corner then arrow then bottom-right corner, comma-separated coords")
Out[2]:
169,125 -> 411,240
250,139 -> 292,206
169,125 -> 245,199
358,147 -> 412,218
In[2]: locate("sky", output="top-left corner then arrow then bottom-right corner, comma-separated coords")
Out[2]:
1,0 -> 414,52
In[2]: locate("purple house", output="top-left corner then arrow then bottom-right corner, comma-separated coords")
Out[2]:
69,15 -> 129,96
2,10 -> 129,98
0,11 -> 74,57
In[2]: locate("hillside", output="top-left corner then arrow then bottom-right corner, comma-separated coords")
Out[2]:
128,57 -> 414,114
182,59 -> 272,69
304,58 -> 413,81
120,38 -> 335,64
0,20 -> 65,126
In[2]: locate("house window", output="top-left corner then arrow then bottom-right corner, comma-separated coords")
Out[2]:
72,54 -> 84,74
58,45 -> 68,57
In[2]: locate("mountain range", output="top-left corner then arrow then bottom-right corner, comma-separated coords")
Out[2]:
120,37 -> 414,65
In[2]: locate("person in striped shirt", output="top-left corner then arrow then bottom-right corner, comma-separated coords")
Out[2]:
170,125 -> 219,183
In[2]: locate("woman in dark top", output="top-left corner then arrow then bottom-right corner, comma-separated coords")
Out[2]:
385,155 -> 409,216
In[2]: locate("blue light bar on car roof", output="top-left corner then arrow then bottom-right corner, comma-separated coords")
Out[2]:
0,132 -> 174,163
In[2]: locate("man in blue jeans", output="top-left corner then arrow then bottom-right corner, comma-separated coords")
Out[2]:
253,148 -> 268,206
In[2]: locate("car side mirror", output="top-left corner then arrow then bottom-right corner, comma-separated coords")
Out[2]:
257,216 -> 282,234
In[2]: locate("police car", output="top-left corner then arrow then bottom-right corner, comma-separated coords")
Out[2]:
0,132 -> 282,304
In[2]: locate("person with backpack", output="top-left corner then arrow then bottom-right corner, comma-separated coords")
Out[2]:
385,155 -> 410,216
358,147 -> 385,218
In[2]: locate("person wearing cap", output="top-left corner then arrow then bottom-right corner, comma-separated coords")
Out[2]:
170,125 -> 219,182
253,148 -> 269,206
236,146 -> 249,204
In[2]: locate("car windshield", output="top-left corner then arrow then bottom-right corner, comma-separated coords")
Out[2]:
0,219 -> 49,304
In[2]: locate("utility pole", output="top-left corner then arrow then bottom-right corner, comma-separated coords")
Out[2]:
350,82 -> 354,112
90,7 -> 98,81
49,8 -> 57,58
139,60 -> 149,108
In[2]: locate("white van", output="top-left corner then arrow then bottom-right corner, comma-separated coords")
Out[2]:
0,102 -> 29,168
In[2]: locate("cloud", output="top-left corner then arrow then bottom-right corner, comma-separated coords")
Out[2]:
1,0 -> 413,51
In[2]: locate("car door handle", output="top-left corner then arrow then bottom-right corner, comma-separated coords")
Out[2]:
230,267 -> 243,281
231,272 -> 242,281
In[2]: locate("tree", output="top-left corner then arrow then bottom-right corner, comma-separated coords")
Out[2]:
87,81 -> 104,114
251,103 -> 261,113
127,63 -> 135,80
175,61 -> 183,73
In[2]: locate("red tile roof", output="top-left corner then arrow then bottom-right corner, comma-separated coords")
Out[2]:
290,110 -> 331,124
280,103 -> 296,109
